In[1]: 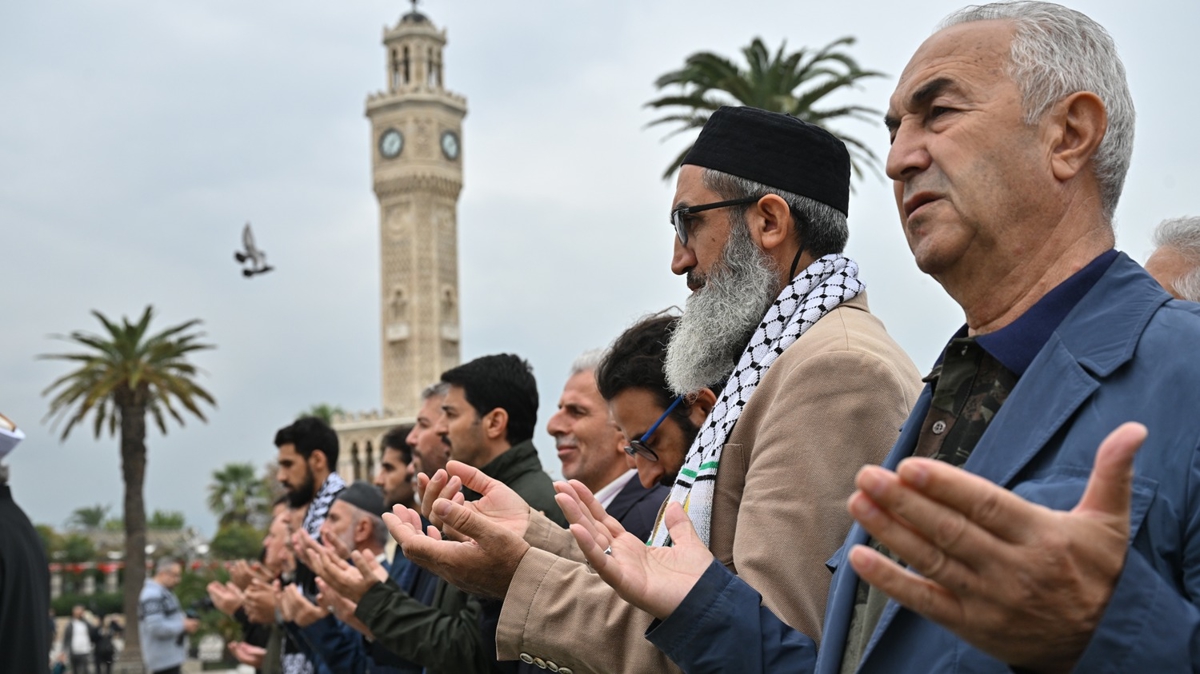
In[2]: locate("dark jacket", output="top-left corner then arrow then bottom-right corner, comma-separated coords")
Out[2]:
605,475 -> 669,543
0,484 -> 51,674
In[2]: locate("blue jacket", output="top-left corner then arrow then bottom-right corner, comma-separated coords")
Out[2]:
648,254 -> 1200,673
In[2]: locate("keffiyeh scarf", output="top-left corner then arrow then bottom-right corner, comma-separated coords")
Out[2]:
649,254 -> 863,547
302,471 -> 346,539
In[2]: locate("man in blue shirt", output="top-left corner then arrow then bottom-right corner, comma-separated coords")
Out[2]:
555,2 -> 1200,673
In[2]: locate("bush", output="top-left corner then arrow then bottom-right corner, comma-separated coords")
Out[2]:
209,523 -> 263,560
52,592 -> 123,617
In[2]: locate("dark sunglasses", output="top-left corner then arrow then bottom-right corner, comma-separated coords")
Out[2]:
624,396 -> 684,462
670,196 -> 761,245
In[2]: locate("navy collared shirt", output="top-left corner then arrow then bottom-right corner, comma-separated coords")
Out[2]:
964,249 -> 1119,376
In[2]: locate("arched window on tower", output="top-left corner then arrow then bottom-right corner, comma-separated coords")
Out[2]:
365,440 -> 375,481
402,46 -> 411,85
390,48 -> 400,90
427,47 -> 436,86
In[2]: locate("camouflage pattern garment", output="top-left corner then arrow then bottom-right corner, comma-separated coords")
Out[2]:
839,336 -> 1018,674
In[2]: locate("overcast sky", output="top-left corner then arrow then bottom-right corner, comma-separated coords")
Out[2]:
2,0 -> 1196,537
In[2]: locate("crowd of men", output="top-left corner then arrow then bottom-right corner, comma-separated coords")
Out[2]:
5,1 -> 1200,673
197,3 -> 1200,673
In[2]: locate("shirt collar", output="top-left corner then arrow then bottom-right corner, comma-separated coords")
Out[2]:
593,469 -> 638,509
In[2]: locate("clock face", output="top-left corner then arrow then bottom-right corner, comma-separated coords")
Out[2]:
379,129 -> 404,159
440,130 -> 460,161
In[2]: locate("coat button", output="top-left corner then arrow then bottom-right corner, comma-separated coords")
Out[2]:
559,669 -> 573,674
547,662 -> 559,672
931,420 -> 947,435
534,658 -> 547,669
519,653 -> 534,664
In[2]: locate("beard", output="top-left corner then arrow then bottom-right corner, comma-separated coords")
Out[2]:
285,466 -> 316,508
664,218 -> 779,396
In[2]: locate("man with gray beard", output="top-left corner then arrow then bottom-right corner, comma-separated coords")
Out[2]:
383,106 -> 923,674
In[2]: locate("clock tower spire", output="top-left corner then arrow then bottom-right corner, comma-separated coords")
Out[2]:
334,7 -> 467,481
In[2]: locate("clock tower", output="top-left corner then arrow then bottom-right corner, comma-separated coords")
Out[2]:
333,5 -> 467,480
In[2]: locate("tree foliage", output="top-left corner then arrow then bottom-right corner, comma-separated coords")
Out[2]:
209,523 -> 263,560
207,462 -> 269,528
41,305 -> 215,665
646,36 -> 884,180
148,509 -> 186,530
67,504 -> 111,530
300,403 -> 344,425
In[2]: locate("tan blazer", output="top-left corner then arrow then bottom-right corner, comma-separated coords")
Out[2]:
497,294 -> 923,674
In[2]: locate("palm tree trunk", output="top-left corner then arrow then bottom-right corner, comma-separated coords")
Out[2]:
116,398 -> 148,673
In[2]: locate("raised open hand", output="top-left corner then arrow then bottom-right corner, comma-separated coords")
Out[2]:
848,422 -> 1147,673
243,579 -> 281,625
388,495 -> 529,599
228,641 -> 267,667
316,577 -> 374,638
205,580 -> 245,616
556,480 -> 713,620
280,584 -> 328,628
418,462 -> 532,539
298,530 -> 380,603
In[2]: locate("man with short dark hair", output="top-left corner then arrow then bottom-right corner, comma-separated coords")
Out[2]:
594,313 -> 711,491
62,605 -> 94,674
376,425 -> 416,512
275,416 -> 346,537
138,558 -> 198,674
549,349 -> 668,541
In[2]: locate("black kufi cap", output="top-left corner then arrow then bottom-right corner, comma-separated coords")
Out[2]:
682,106 -> 851,216
335,481 -> 386,516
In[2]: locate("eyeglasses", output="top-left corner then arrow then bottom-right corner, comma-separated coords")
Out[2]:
624,396 -> 684,463
670,196 -> 761,245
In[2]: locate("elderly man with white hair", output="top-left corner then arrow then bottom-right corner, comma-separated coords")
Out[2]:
559,2 -> 1200,673
1146,216 -> 1200,301
547,350 -> 668,541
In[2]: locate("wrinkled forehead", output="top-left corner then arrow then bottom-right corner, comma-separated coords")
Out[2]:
890,20 -> 1017,111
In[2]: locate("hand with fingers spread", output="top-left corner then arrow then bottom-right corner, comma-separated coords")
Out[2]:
206,580 -> 245,616
387,493 -> 530,599
229,560 -> 255,590
300,530 -> 382,603
419,462 -> 529,537
848,422 -> 1147,673
316,577 -> 374,638
557,480 -> 713,619
243,579 -> 281,624
228,641 -> 267,667
280,583 -> 328,628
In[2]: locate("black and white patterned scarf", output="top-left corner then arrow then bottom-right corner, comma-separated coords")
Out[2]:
301,471 -> 346,539
649,254 -> 863,547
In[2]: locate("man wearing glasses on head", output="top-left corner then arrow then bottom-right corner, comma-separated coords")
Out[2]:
389,106 -> 923,674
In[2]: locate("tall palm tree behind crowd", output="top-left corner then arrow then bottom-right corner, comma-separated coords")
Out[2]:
647,36 -> 884,180
42,305 -> 215,667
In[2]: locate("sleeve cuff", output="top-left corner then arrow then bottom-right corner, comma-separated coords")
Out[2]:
646,559 -> 742,658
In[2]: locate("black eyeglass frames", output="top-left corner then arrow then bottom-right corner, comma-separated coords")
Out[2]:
624,396 -> 684,463
670,196 -> 761,245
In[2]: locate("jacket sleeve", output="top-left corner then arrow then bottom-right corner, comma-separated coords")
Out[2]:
354,578 -> 488,674
497,548 -> 677,674
523,510 -> 586,563
299,616 -> 368,674
647,559 -> 817,674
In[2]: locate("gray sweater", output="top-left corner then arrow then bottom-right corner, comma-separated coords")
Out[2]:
137,580 -> 186,672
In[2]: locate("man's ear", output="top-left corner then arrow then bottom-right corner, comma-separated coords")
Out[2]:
482,408 -> 509,441
749,194 -> 795,253
354,517 -> 371,546
1047,91 -> 1107,183
309,449 -> 329,473
686,388 -> 718,426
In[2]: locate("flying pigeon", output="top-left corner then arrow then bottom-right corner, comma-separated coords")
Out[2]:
234,222 -> 274,277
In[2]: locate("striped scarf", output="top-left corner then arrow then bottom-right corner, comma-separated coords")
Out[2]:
648,254 -> 863,547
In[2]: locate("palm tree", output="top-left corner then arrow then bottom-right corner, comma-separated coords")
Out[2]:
207,462 -> 268,528
41,305 -> 215,667
301,402 -> 344,425
646,36 -> 884,180
66,503 -> 111,530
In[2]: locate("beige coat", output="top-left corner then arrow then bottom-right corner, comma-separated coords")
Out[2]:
496,294 -> 923,674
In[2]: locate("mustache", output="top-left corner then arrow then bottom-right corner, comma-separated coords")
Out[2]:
555,436 -> 578,450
